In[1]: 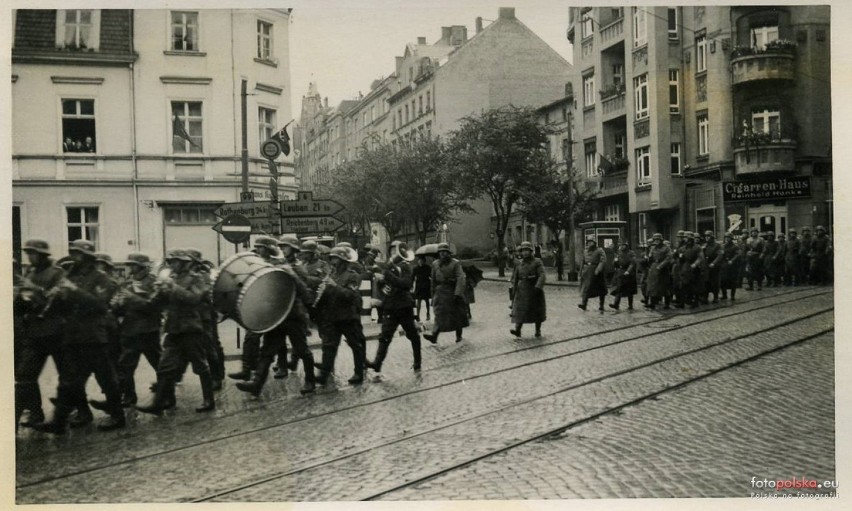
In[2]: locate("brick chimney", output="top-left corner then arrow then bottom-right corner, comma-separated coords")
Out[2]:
498,7 -> 516,20
450,25 -> 468,46
475,17 -> 483,33
441,27 -> 451,44
417,36 -> 426,44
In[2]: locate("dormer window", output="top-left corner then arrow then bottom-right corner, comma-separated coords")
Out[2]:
56,10 -> 100,51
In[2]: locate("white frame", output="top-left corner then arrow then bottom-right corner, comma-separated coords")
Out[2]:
581,11 -> 594,39
258,105 -> 277,149
583,73 -> 596,107
698,114 -> 710,155
170,99 -> 204,154
60,97 -> 98,154
170,11 -> 200,52
669,69 -> 680,114
634,74 -> 649,120
614,133 -> 627,159
612,63 -> 624,86
257,18 -> 274,60
636,146 -> 651,183
605,204 -> 621,221
751,25 -> 779,49
55,9 -> 101,51
585,143 -> 597,178
671,142 -> 682,175
752,108 -> 781,136
696,35 -> 707,72
65,204 -> 101,250
667,8 -> 678,39
633,7 -> 647,48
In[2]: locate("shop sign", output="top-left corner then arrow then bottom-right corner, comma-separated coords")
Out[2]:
722,177 -> 811,202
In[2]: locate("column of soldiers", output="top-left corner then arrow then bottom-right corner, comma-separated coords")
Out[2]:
631,227 -> 832,312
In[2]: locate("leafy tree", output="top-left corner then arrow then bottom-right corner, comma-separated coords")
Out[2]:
446,105 -> 559,276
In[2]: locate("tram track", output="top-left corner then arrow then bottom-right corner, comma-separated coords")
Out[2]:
15,288 -> 832,502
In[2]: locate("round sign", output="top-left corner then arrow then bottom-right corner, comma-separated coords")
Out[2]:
219,214 -> 252,244
261,140 -> 281,160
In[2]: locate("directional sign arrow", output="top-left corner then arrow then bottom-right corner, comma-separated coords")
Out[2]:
280,215 -> 345,234
279,191 -> 345,218
213,214 -> 252,244
214,201 -> 275,219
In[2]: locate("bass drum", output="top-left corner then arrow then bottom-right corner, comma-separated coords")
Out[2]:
212,252 -> 295,333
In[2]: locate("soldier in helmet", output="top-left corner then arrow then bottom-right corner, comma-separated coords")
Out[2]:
645,234 -> 674,310
33,240 -> 125,434
15,239 -> 66,430
677,232 -> 705,308
745,228 -> 765,290
94,252 -> 123,388
136,249 -> 215,415
309,246 -> 368,385
186,248 -> 225,391
809,226 -> 832,285
761,232 -> 780,287
784,229 -> 801,286
423,243 -> 468,343
703,231 -> 724,304
671,230 -> 687,307
275,235 -> 305,375
798,227 -> 813,285
577,236 -> 607,312
110,252 -> 162,407
719,233 -> 742,300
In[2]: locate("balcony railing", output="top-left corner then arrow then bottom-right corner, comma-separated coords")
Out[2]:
733,142 -> 796,175
601,92 -> 625,118
730,41 -> 797,85
600,17 -> 624,47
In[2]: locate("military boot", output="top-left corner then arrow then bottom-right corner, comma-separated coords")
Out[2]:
236,360 -> 271,397
348,342 -> 366,385
366,340 -> 391,373
136,377 -> 175,416
31,401 -> 73,435
300,352 -> 317,395
195,372 -> 216,412
411,336 -> 422,372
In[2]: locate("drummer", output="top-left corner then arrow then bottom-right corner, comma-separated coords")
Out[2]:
228,236 -> 279,382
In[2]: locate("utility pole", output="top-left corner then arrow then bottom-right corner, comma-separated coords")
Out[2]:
240,78 -> 249,197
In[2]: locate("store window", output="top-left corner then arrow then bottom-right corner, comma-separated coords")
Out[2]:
163,205 -> 218,225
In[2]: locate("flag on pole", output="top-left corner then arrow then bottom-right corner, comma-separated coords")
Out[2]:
173,115 -> 201,149
597,153 -> 614,176
271,122 -> 291,156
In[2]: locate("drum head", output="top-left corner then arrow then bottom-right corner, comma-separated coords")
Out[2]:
238,268 -> 295,333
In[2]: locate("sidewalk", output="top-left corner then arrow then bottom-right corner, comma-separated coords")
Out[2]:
475,261 -> 579,287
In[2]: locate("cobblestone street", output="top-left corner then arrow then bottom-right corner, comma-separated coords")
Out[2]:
15,280 -> 835,504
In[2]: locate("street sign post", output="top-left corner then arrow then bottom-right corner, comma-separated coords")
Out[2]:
280,215 -> 345,235
280,191 -> 344,218
213,214 -> 252,244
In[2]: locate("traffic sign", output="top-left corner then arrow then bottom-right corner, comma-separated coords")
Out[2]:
248,217 -> 280,235
213,214 -> 252,244
280,191 -> 344,218
280,215 -> 345,235
214,201 -> 274,219
240,191 -> 255,201
261,139 -> 282,159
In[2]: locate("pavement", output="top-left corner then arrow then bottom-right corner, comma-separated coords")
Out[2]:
14,278 -> 835,504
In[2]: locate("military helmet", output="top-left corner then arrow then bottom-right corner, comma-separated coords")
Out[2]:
253,236 -> 278,250
788,228 -> 797,235
518,241 -> 534,251
278,236 -> 301,250
801,226 -> 811,233
94,252 -> 114,267
336,241 -> 353,248
436,242 -> 452,253
125,252 -> 152,266
184,248 -> 204,262
69,239 -> 96,256
165,249 -> 192,261
704,230 -> 715,237
815,225 -> 826,232
652,233 -> 663,241
676,230 -> 685,237
23,239 -> 51,255
300,240 -> 319,254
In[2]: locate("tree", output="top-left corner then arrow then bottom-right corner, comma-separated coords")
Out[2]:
446,105 -> 559,277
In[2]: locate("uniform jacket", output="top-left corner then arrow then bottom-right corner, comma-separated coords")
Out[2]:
784,238 -> 801,267
431,257 -> 468,332
112,272 -> 161,337
510,256 -> 546,324
381,260 -> 415,310
703,241 -> 724,269
317,267 -> 362,322
646,244 -> 674,298
21,261 -> 66,338
432,258 -> 467,299
63,261 -> 117,344
154,268 -> 210,334
799,235 -> 813,258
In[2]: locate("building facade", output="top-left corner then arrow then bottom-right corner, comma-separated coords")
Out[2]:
567,5 -> 831,247
295,7 -> 572,254
12,9 -> 294,265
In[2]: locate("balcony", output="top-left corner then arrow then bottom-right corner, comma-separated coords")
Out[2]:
600,85 -> 626,121
599,17 -> 624,49
733,142 -> 796,175
598,173 -> 629,197
730,41 -> 796,86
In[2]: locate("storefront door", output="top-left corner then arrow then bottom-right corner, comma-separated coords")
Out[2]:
747,205 -> 787,237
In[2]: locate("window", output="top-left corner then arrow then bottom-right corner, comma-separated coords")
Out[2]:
698,114 -> 710,156
583,74 -> 595,107
371,106 -> 376,123
56,10 -> 100,50
638,212 -> 648,246
605,204 -> 621,221
614,134 -> 627,159
667,8 -> 678,39
696,36 -> 707,72
636,146 -> 651,183
405,105 -> 409,124
612,64 -> 624,86
752,109 -> 780,137
171,11 -> 199,51
669,69 -> 680,113
751,25 -> 779,49
257,20 -> 273,60
62,99 -> 96,153
633,7 -> 647,48
426,91 -> 431,111
581,11 -> 594,39
172,101 -> 203,153
258,107 -> 276,148
671,143 -> 682,175
163,205 -> 218,225
611,8 -> 624,20
634,74 -> 648,120
67,207 -> 99,247
584,141 -> 597,178
418,96 -> 423,115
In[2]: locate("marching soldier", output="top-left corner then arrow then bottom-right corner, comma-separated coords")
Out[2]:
33,239 -> 125,433
277,235 -> 307,374
677,232 -> 704,308
94,252 -> 123,391
136,249 -> 215,415
798,227 -> 813,285
720,233 -> 742,300
609,242 -> 636,311
577,236 -> 607,312
671,231 -> 687,307
784,229 -> 801,286
186,248 -> 225,391
366,241 -> 423,375
311,246 -> 368,385
110,253 -> 162,407
703,231 -> 724,304
745,229 -> 765,290
413,256 -> 432,321
423,243 -> 468,344
761,232 -> 781,287
509,241 -> 546,336
645,233 -> 674,310
15,239 -> 66,429
809,226 -> 832,285
237,236 -> 317,396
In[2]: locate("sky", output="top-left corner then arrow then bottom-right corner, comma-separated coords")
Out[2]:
287,0 -> 573,119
